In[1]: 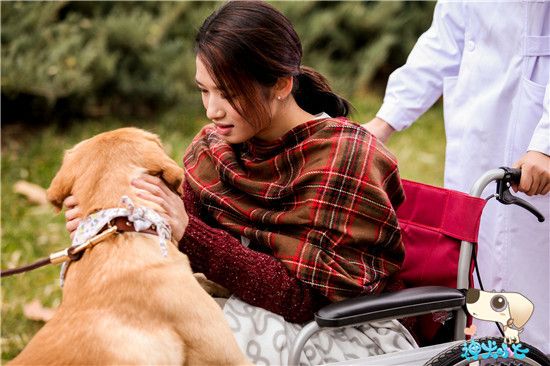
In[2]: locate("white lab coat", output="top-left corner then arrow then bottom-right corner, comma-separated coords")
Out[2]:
376,0 -> 550,352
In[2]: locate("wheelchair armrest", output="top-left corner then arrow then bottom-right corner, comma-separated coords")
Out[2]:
315,286 -> 465,327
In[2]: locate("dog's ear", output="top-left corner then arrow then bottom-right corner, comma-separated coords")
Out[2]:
46,150 -> 77,210
140,131 -> 184,194
161,158 -> 184,195
507,293 -> 534,329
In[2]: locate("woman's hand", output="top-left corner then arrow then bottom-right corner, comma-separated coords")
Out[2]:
63,195 -> 81,240
131,174 -> 189,242
512,151 -> 550,196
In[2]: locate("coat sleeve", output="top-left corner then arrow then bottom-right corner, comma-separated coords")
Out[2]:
377,0 -> 466,130
528,83 -> 550,156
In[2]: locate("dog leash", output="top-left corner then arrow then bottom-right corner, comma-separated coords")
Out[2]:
3,197 -> 169,281
1,214 -> 162,278
1,226 -> 118,278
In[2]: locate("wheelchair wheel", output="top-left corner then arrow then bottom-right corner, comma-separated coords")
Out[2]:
424,337 -> 550,366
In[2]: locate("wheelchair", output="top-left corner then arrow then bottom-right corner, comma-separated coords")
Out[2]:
288,167 -> 550,366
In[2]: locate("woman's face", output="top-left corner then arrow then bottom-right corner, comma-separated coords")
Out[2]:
195,56 -> 258,144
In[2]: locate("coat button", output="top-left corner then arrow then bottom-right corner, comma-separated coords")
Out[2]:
467,40 -> 476,51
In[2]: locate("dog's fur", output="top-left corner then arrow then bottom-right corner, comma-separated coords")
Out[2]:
11,128 -> 249,365
466,288 -> 534,344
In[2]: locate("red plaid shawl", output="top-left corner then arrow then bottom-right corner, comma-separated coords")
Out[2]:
184,117 -> 405,301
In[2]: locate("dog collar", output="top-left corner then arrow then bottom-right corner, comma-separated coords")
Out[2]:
506,318 -> 524,332
59,196 -> 171,286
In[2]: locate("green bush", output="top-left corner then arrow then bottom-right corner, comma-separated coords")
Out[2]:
1,1 -> 217,122
1,1 -> 434,122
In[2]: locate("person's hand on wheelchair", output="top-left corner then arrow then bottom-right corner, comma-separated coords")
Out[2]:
513,151 -> 550,196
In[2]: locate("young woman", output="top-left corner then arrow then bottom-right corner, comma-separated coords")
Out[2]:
66,1 -> 416,363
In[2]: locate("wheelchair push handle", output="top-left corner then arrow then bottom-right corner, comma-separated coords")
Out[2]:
496,167 -> 545,222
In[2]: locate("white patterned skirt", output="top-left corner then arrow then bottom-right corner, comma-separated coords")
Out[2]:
222,296 -> 418,366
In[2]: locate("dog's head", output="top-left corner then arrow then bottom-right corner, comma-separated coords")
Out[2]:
466,289 -> 534,330
47,127 -> 184,215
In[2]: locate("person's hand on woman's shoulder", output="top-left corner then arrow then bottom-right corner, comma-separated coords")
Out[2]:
362,117 -> 396,143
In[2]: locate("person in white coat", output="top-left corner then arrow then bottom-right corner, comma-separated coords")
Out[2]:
364,0 -> 550,353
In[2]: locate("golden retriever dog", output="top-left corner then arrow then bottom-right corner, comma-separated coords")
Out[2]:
10,128 -> 250,365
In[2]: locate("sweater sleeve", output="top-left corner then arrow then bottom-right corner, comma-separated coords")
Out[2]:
179,182 -> 327,323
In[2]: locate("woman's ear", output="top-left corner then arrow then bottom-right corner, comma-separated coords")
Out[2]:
273,76 -> 294,100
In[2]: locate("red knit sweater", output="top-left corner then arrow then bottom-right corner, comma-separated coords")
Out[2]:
178,181 -> 329,323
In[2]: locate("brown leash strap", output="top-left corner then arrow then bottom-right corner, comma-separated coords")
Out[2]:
1,217 -> 158,278
1,228 -> 114,278
1,244 -> 85,278
1,257 -> 52,277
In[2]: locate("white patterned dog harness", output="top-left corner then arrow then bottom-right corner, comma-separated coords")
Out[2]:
60,196 -> 171,286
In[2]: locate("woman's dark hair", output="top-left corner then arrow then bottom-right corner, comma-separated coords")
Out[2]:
195,1 -> 350,129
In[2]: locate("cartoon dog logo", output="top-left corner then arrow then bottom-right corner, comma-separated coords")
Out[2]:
466,288 -> 534,344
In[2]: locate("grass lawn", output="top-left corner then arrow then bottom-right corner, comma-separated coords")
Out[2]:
1,95 -> 445,361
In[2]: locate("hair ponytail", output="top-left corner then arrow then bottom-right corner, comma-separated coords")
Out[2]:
293,66 -> 351,118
